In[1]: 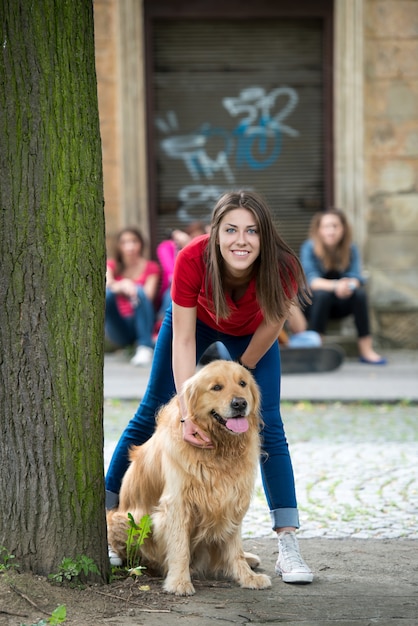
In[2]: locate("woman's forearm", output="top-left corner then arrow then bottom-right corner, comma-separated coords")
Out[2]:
172,304 -> 198,415
143,274 -> 160,302
310,277 -> 336,292
172,337 -> 196,418
239,320 -> 285,370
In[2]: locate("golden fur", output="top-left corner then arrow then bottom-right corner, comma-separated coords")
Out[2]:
107,360 -> 271,596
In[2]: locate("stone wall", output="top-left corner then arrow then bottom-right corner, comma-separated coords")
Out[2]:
364,0 -> 418,348
94,0 -> 149,255
93,0 -> 122,243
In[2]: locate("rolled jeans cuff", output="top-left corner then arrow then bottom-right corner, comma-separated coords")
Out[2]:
105,490 -> 120,511
270,507 -> 300,531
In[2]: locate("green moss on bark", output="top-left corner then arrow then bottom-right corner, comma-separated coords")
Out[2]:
0,0 -> 109,581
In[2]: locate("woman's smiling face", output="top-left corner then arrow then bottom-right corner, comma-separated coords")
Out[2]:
217,208 -> 260,275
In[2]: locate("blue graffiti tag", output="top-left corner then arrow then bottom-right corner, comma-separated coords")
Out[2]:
155,85 -> 299,222
157,85 -> 299,180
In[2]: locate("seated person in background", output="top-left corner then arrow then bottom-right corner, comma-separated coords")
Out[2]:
156,228 -> 191,319
279,304 -> 321,348
156,221 -> 207,320
106,227 -> 161,366
300,208 -> 386,365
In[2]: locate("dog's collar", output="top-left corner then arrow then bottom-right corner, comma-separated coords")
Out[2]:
210,409 -> 228,427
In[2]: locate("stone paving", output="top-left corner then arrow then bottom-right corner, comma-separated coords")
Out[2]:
104,399 -> 418,542
243,401 -> 418,540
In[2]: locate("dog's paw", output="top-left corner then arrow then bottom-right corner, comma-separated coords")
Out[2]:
244,551 -> 261,569
163,577 -> 196,596
240,572 -> 272,590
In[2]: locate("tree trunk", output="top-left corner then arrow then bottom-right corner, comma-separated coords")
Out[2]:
0,0 -> 109,580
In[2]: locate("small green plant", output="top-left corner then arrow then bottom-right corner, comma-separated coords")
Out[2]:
0,545 -> 18,571
21,604 -> 66,625
48,555 -> 99,586
126,513 -> 152,575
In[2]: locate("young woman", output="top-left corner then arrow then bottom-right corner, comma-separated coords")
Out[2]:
106,191 -> 313,583
300,208 -> 386,364
105,227 -> 160,366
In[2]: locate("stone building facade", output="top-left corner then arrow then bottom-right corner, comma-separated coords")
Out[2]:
93,0 -> 418,349
363,1 -> 418,348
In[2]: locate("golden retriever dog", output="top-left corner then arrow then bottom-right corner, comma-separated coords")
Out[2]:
107,360 -> 272,596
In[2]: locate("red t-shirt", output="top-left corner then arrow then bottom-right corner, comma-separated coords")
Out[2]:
172,235 -> 294,336
107,258 -> 160,317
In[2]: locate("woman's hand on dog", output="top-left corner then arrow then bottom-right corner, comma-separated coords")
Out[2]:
182,417 -> 214,448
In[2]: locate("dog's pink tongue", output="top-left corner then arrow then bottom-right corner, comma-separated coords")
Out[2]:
226,417 -> 249,433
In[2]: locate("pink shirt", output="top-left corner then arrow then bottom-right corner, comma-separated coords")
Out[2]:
156,239 -> 177,295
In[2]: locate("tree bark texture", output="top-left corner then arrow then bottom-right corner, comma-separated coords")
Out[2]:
0,0 -> 109,580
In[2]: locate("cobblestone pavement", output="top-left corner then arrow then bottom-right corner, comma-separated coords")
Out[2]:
104,400 -> 418,541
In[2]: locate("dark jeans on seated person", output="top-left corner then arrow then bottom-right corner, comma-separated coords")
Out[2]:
304,287 -> 370,337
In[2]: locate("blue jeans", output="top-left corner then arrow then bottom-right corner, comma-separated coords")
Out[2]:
105,305 -> 300,530
105,287 -> 155,349
157,287 -> 172,320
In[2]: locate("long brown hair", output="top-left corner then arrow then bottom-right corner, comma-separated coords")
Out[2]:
309,208 -> 352,271
205,190 -> 309,324
113,227 -> 146,275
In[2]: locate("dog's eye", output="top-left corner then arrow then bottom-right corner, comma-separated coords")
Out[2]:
239,380 -> 247,387
212,384 -> 223,391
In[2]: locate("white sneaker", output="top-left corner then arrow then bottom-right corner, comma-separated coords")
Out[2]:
275,531 -> 313,584
108,545 -> 123,567
130,345 -> 153,366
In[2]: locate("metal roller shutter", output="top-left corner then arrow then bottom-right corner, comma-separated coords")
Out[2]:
151,18 -> 325,254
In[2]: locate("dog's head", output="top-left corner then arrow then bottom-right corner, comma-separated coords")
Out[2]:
181,360 -> 261,444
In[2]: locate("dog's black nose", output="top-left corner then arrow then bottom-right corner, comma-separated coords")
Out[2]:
231,397 -> 247,412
